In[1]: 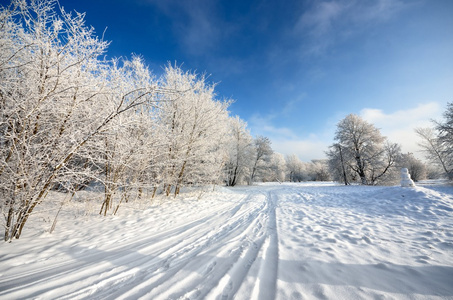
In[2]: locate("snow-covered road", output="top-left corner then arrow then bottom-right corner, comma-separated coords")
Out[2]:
1,183 -> 453,299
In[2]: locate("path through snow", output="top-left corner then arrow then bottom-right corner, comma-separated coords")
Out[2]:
0,183 -> 452,299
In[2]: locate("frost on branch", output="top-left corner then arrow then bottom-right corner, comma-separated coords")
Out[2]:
157,64 -> 230,196
0,0 -> 157,240
0,0 -> 270,241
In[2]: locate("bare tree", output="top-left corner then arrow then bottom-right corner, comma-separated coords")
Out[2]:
415,127 -> 452,178
415,103 -> 453,179
435,102 -> 453,146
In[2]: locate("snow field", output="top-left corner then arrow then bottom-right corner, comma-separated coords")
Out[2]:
0,182 -> 452,299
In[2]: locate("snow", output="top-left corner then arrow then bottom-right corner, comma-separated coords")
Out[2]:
401,168 -> 415,187
1,182 -> 453,299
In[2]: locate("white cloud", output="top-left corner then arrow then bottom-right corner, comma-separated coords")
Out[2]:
272,138 -> 329,162
248,114 -> 298,139
248,102 -> 444,162
359,102 -> 442,156
248,113 -> 330,162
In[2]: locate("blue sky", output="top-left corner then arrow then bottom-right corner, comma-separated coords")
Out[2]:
59,0 -> 453,161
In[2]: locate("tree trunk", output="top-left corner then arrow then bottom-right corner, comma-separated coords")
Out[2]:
165,184 -> 172,196
174,160 -> 187,197
355,154 -> 367,185
5,206 -> 14,242
338,145 -> 349,185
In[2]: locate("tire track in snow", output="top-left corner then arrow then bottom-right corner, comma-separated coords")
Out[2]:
0,209 -> 225,298
202,190 -> 279,300
86,190 -> 273,300
0,195 -> 250,299
74,196 -> 265,299
85,192 -> 268,300
250,191 -> 279,300
122,192 -> 269,300
0,189 -> 278,300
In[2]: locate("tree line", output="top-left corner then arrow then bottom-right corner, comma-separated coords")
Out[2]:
0,0 -> 280,241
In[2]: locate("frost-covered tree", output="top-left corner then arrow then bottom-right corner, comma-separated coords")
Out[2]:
436,102 -> 453,147
308,159 -> 331,181
97,57 -> 160,215
248,136 -> 273,184
224,117 -> 254,186
327,114 -> 401,185
0,0 -> 256,241
0,1 -> 157,240
416,103 -> 453,179
0,0 -> 107,240
261,152 -> 286,182
285,154 -> 304,182
158,65 -> 230,196
415,127 -> 450,177
284,156 -> 331,182
326,143 -> 354,185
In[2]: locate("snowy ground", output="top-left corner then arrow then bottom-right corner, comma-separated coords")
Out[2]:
1,182 -> 453,299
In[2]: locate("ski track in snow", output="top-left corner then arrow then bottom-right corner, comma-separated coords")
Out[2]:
0,183 -> 453,299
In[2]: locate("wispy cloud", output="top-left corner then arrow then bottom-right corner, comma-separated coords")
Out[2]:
295,1 -> 344,37
248,111 -> 331,161
249,114 -> 298,139
293,0 -> 411,55
144,0 -> 220,56
360,102 -> 442,156
272,138 -> 328,162
353,0 -> 407,23
249,117 -> 329,161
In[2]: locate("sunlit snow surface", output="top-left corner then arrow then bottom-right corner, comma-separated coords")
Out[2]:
1,182 -> 452,299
